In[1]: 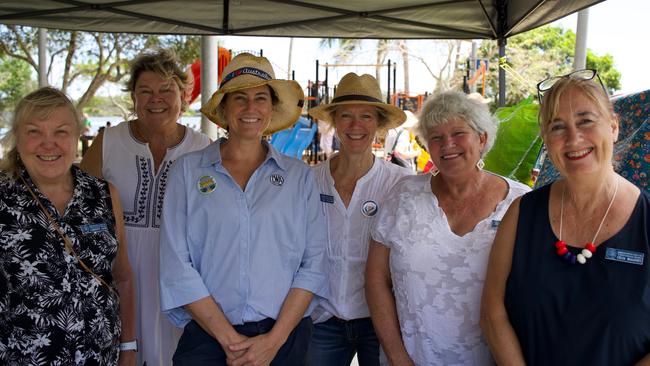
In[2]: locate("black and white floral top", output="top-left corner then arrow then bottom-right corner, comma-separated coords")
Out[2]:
0,166 -> 121,365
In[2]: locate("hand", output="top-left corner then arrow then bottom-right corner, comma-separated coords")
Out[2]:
226,333 -> 283,366
221,332 -> 249,362
117,350 -> 136,366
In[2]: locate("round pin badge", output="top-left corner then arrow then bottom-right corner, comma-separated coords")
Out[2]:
270,173 -> 284,186
197,175 -> 217,194
361,200 -> 378,217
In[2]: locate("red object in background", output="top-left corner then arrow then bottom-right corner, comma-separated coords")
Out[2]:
423,160 -> 436,174
187,47 -> 232,104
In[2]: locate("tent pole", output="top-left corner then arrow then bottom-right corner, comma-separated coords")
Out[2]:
498,37 -> 506,107
324,64 -> 329,103
393,63 -> 397,100
201,36 -> 220,139
38,28 -> 48,87
574,9 -> 589,70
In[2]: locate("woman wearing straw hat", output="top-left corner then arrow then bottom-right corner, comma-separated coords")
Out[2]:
307,73 -> 412,366
159,53 -> 328,366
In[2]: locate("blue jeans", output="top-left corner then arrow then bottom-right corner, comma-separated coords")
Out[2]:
307,317 -> 380,366
173,317 -> 313,366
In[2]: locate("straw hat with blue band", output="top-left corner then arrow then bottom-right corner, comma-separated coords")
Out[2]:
308,73 -> 406,130
201,53 -> 305,135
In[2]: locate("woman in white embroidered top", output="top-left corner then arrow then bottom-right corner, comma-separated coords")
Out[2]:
306,73 -> 412,366
366,91 -> 530,365
80,48 -> 210,366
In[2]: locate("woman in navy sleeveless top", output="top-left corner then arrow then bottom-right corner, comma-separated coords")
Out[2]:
480,70 -> 650,365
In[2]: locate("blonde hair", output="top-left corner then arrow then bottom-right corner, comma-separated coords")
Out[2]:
125,48 -> 189,112
0,87 -> 81,179
539,76 -> 614,133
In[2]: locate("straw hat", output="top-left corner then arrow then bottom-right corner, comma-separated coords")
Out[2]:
201,53 -> 305,134
309,73 -> 406,130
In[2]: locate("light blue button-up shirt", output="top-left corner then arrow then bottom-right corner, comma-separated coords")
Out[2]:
159,138 -> 328,327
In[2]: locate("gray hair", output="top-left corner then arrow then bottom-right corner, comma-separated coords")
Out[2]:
415,90 -> 497,156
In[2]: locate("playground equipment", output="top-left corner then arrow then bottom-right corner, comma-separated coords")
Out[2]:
463,59 -> 488,96
314,60 -> 398,105
270,117 -> 318,160
186,48 -> 264,104
186,47 -> 231,104
392,93 -> 426,113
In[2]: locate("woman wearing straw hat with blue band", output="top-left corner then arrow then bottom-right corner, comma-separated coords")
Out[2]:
159,53 -> 328,366
307,73 -> 412,366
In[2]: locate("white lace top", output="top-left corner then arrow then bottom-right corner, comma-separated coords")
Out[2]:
371,173 -> 529,365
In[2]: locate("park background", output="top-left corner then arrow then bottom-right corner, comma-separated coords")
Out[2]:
1,0 -> 648,136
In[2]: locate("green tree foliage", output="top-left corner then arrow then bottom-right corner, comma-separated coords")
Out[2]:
0,26 -> 200,115
0,55 -> 35,123
144,35 -> 201,65
586,50 -> 621,94
479,25 -> 621,105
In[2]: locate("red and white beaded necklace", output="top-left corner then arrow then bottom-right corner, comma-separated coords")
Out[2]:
554,177 -> 620,265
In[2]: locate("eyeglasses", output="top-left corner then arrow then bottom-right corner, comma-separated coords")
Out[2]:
536,69 -> 607,103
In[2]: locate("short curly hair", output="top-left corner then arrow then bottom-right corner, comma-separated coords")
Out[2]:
415,90 -> 497,156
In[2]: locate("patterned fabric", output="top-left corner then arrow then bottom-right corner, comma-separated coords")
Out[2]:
102,121 -> 210,366
371,173 -> 529,365
0,166 -> 120,365
535,89 -> 650,192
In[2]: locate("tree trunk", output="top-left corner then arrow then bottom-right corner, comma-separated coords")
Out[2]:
375,39 -> 388,85
61,31 -> 77,93
398,40 -> 410,94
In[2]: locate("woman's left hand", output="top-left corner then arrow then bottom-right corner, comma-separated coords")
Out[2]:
226,333 -> 282,366
117,350 -> 136,366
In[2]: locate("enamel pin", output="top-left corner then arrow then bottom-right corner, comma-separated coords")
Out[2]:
270,173 -> 284,186
361,200 -> 378,217
197,175 -> 217,194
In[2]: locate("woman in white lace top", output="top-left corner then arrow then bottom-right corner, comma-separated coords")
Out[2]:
366,91 -> 529,365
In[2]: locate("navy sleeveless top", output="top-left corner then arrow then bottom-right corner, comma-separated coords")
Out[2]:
505,183 -> 650,365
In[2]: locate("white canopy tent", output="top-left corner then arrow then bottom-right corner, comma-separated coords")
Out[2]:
0,0 -> 605,114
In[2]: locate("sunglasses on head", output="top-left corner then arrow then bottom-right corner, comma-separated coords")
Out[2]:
536,69 -> 607,103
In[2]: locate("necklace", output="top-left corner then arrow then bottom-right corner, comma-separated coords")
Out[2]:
554,177 -> 619,265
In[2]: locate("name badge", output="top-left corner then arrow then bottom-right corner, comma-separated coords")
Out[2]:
604,247 -> 645,265
320,194 -> 334,204
491,220 -> 501,229
80,223 -> 108,234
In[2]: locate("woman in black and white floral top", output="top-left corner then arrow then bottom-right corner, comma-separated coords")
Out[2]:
0,87 -> 135,365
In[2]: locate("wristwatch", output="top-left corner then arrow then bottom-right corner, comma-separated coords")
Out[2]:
119,340 -> 138,352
